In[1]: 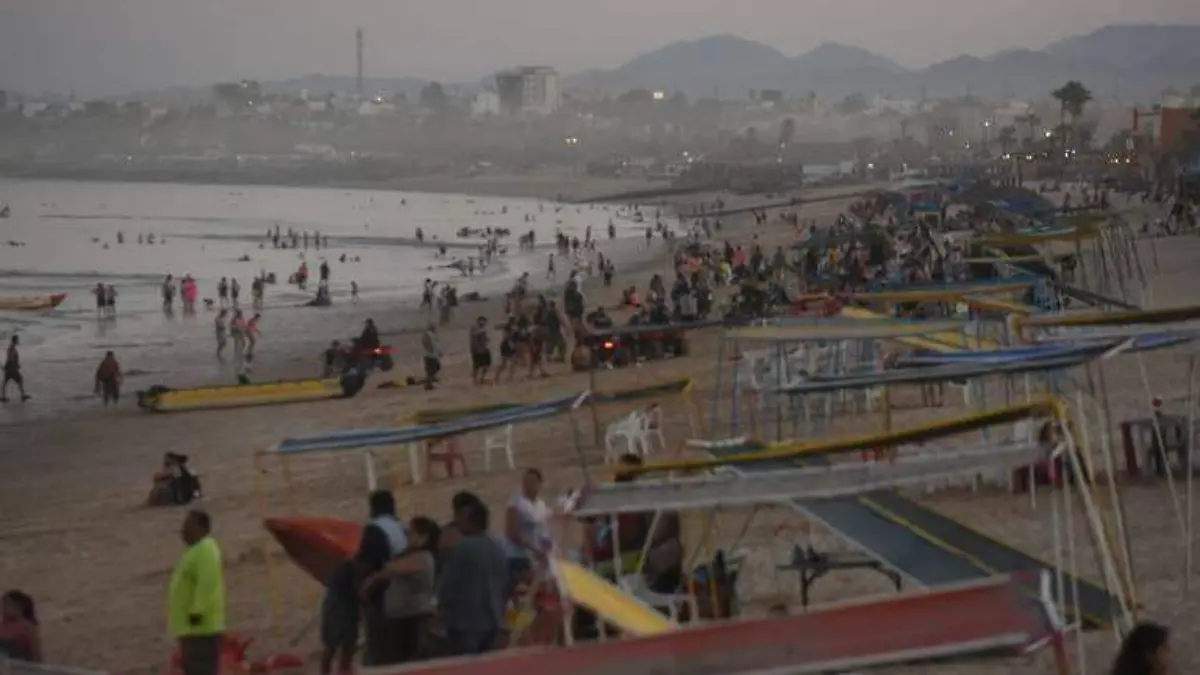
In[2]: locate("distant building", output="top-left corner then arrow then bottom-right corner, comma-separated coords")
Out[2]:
472,91 -> 500,117
758,89 -> 784,104
495,66 -> 561,116
1134,107 -> 1199,151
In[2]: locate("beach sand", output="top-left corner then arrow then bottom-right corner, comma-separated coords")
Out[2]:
1,181 -> 1195,675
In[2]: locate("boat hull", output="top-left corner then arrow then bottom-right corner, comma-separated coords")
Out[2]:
0,293 -> 67,311
137,372 -> 366,412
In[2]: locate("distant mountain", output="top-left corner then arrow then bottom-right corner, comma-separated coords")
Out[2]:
793,42 -> 905,73
566,24 -> 1200,103
571,34 -> 795,96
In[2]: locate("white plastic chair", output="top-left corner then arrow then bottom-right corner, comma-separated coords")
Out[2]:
483,424 -> 516,472
605,411 -> 649,463
641,404 -> 667,453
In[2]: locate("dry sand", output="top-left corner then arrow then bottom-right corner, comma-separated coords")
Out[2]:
1,180 -> 1196,675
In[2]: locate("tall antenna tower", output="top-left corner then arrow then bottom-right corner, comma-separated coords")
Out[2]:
356,28 -> 364,95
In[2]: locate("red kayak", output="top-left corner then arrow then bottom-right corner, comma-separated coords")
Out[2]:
263,516 -> 361,585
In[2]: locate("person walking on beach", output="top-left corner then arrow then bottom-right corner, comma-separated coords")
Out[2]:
229,310 -> 247,361
94,351 -> 122,407
245,313 -> 261,359
469,316 -> 492,385
93,282 -> 106,317
217,278 -> 229,309
162,275 -> 176,312
105,285 -> 118,318
421,279 -> 435,314
168,510 -> 226,675
350,281 -> 359,303
214,311 -> 228,358
230,278 -> 241,307
546,253 -> 556,280
421,323 -> 441,391
1,335 -> 30,403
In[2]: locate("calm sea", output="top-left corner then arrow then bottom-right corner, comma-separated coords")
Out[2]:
0,179 -> 642,349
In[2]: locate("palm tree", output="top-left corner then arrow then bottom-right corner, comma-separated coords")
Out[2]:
1051,80 -> 1093,150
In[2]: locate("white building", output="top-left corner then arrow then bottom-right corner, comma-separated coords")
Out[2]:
472,90 -> 501,117
495,66 -> 561,116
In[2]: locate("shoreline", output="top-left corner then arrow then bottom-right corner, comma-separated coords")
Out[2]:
0,178 -> 902,429
0,167 -> 670,202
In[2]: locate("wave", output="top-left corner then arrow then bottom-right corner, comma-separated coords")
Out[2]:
168,231 -> 524,251
0,269 -> 165,283
41,213 -> 323,229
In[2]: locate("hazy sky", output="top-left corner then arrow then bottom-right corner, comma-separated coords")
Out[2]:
2,0 -> 1198,97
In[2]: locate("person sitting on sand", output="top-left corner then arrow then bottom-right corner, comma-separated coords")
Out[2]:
0,590 -> 42,662
148,452 -> 202,507
94,350 -> 122,407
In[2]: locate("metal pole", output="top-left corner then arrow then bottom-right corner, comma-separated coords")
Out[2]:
1187,355 -> 1197,593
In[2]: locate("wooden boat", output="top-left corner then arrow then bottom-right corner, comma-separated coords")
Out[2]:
0,293 -> 67,311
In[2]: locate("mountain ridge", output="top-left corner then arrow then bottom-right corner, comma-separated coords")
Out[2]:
97,23 -> 1200,104
566,24 -> 1200,102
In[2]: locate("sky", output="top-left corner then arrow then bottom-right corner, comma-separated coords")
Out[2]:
2,0 -> 1199,98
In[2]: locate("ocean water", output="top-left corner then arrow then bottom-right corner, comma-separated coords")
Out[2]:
0,179 -> 645,350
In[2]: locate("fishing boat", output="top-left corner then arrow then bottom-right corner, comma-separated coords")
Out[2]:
0,293 -> 68,311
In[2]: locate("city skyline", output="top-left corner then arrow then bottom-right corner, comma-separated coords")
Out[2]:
2,0 -> 1199,97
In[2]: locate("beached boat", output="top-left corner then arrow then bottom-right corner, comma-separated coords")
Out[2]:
0,293 -> 67,311
137,372 -> 366,412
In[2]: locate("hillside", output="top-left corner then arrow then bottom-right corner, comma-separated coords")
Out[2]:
567,24 -> 1200,102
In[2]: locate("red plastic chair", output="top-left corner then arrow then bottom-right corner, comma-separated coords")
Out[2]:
425,435 -> 468,478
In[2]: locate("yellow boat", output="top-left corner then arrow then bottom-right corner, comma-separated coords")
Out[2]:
0,293 -> 67,311
838,306 -> 1002,351
137,373 -> 364,412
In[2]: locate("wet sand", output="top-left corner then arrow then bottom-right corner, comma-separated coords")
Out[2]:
1,184 -> 1196,675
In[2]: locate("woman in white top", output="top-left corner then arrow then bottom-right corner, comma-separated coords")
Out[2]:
504,468 -> 550,595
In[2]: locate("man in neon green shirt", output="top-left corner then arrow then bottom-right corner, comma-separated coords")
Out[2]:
168,510 -> 226,675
